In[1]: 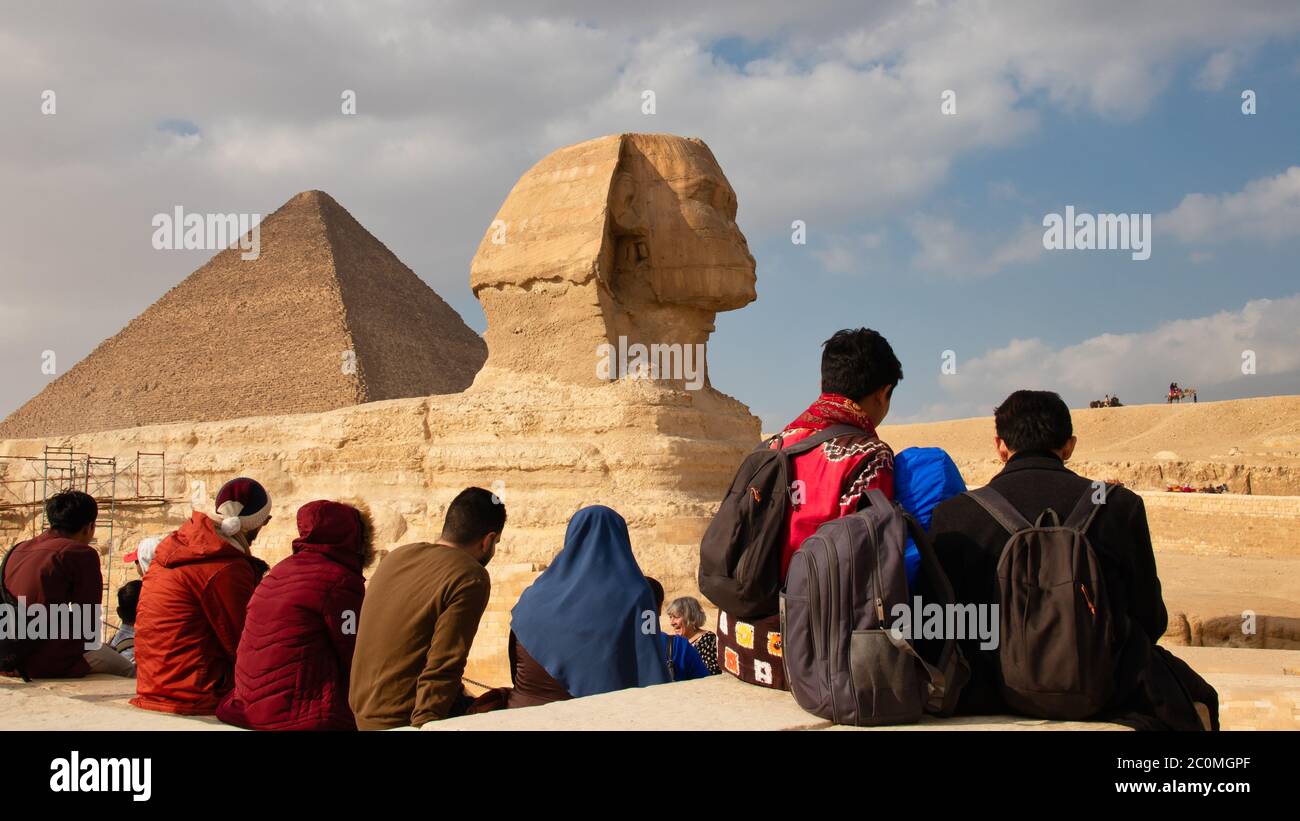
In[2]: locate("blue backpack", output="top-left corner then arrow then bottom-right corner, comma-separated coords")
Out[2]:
893,448 -> 967,589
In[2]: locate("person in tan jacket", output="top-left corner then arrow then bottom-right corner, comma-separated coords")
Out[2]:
348,487 -> 503,729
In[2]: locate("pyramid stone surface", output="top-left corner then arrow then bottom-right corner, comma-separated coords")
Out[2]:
0,190 -> 486,438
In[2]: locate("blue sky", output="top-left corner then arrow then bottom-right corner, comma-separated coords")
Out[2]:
705,37 -> 1300,428
1,2 -> 1298,432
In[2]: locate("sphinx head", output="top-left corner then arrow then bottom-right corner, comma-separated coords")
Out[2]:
470,133 -> 756,387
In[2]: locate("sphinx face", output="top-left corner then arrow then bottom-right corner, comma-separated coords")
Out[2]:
469,134 -> 757,386
608,136 -> 757,313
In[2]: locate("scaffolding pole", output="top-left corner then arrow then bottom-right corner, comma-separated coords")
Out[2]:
0,447 -> 168,615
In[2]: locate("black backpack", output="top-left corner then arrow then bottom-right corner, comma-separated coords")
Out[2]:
0,543 -> 32,682
966,484 -> 1117,720
699,425 -> 867,619
782,491 -> 969,725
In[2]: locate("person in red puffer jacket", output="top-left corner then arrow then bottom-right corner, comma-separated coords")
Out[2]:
132,477 -> 270,715
217,500 -> 372,731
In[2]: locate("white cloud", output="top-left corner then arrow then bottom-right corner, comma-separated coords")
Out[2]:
909,215 -> 1044,278
928,294 -> 1300,419
814,231 -> 885,273
988,180 -> 1026,202
1160,166 -> 1300,244
820,1 -> 1300,120
1194,50 -> 1237,91
815,244 -> 857,275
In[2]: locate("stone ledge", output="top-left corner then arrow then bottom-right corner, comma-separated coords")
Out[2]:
3,647 -> 1295,731
432,647 -> 1300,732
428,673 -> 1130,731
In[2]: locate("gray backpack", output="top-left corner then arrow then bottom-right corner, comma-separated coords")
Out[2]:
781,490 -> 968,726
966,485 -> 1117,720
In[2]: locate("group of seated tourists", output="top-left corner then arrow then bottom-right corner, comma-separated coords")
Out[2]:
0,327 -> 1217,731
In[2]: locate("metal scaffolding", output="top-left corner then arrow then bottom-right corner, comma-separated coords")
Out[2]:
0,447 -> 167,607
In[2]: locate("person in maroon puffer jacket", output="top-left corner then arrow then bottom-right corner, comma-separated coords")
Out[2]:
216,500 -> 373,731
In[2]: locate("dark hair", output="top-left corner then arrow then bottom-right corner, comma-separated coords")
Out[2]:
46,490 -> 97,535
116,579 -> 142,625
646,576 -> 665,612
821,328 -> 903,401
248,556 -> 271,585
994,390 -> 1074,453
440,487 -> 507,545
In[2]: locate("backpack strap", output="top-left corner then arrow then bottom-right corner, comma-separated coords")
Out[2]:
858,488 -> 892,513
1063,484 -> 1109,533
1034,508 -> 1062,528
895,511 -> 971,715
771,424 -> 865,457
0,544 -> 18,588
964,486 -> 1033,536
0,543 -> 22,608
664,634 -> 676,682
0,543 -> 32,683
884,623 -> 969,716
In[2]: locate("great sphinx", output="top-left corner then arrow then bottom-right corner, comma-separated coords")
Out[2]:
442,132 -> 761,576
470,132 -> 758,389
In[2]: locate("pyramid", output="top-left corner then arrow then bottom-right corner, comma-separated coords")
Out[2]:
0,190 -> 486,438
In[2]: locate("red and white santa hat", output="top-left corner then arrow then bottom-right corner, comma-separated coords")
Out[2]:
214,477 -> 272,537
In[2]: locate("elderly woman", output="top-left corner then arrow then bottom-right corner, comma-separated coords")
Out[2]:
666,596 -> 720,675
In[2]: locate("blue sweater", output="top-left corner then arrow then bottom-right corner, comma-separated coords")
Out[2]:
663,633 -> 710,681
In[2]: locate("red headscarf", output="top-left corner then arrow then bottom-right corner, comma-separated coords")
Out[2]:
784,392 -> 876,435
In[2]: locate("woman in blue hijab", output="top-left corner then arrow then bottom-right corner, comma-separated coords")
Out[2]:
505,505 -> 671,706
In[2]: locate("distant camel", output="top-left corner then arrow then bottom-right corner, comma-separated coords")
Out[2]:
1167,387 -> 1197,403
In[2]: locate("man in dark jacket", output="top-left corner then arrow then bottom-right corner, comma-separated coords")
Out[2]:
2,490 -> 132,678
930,390 -> 1215,729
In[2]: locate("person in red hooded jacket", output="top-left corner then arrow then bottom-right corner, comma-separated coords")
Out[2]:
216,500 -> 372,731
131,477 -> 270,715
